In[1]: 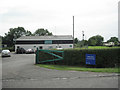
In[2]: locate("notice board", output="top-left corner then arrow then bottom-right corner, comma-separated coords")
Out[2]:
86,54 -> 96,65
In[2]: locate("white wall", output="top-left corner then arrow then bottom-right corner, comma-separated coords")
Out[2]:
15,44 -> 73,52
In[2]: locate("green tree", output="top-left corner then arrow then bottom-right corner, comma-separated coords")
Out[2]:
34,28 -> 53,36
2,27 -> 32,47
83,40 -> 88,46
25,30 -> 33,36
107,37 -> 119,46
75,40 -> 88,48
88,35 -> 104,46
74,38 -> 79,44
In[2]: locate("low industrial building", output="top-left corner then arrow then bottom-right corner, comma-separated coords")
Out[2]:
15,35 -> 73,52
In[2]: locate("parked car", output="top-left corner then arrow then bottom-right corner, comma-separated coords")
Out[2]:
26,49 -> 34,54
16,48 -> 26,54
1,50 -> 11,57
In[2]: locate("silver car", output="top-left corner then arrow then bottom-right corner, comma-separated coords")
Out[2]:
26,49 -> 34,54
1,50 -> 11,57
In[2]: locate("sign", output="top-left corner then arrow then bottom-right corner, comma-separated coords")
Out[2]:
86,54 -> 96,65
45,40 -> 52,44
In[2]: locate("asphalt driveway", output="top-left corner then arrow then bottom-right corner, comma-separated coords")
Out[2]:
2,53 -> 119,88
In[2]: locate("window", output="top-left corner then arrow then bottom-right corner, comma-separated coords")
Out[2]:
16,40 -> 44,44
52,40 -> 73,44
45,40 -> 52,44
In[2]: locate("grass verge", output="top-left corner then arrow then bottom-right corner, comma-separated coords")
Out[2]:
74,46 -> 120,50
36,64 -> 119,73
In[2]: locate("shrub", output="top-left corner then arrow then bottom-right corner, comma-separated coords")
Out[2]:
63,48 -> 120,68
37,48 -> 120,68
2,46 -> 15,52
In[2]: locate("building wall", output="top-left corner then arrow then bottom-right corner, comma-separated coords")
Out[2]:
15,44 -> 73,52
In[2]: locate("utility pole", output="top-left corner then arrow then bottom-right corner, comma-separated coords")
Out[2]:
73,16 -> 74,48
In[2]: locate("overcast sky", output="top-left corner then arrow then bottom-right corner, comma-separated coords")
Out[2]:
0,0 -> 119,41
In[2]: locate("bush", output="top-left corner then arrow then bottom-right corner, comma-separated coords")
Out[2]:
62,48 -> 120,68
37,48 -> 120,68
2,46 -> 15,52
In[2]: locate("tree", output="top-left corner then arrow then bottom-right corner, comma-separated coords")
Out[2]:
34,28 -> 53,36
83,40 -> 88,46
2,27 -> 32,47
88,35 -> 104,46
25,30 -> 33,36
75,40 -> 88,48
74,38 -> 79,44
107,37 -> 119,46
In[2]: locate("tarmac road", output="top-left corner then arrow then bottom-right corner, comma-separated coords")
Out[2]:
1,53 -> 119,88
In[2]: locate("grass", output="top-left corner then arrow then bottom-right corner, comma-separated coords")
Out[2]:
61,46 -> 120,50
88,46 -> 120,49
77,46 -> 120,49
36,64 -> 119,73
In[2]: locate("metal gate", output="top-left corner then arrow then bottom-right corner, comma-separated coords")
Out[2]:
35,48 -> 64,64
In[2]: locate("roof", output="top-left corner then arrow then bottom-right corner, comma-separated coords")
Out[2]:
16,35 -> 73,41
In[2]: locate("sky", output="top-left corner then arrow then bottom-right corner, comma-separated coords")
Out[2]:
0,0 -> 119,41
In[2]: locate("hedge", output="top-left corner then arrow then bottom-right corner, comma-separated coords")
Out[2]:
37,48 -> 120,68
62,48 -> 120,68
2,46 -> 15,52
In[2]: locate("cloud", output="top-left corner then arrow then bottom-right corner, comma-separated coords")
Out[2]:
0,0 -> 119,41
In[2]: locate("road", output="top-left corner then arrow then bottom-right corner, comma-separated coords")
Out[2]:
1,53 -> 119,88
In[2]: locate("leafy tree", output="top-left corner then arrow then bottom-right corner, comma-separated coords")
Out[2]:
25,30 -> 33,36
34,28 -> 53,36
2,27 -> 32,47
83,40 -> 88,46
107,37 -> 118,42
107,37 -> 119,46
75,40 -> 88,48
88,35 -> 104,46
74,38 -> 79,44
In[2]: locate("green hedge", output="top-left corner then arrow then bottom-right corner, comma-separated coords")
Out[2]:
61,48 -> 120,68
37,48 -> 120,68
2,46 -> 15,52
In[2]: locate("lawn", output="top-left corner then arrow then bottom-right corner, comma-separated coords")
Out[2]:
73,46 -> 120,50
36,64 -> 119,73
88,46 -> 120,49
